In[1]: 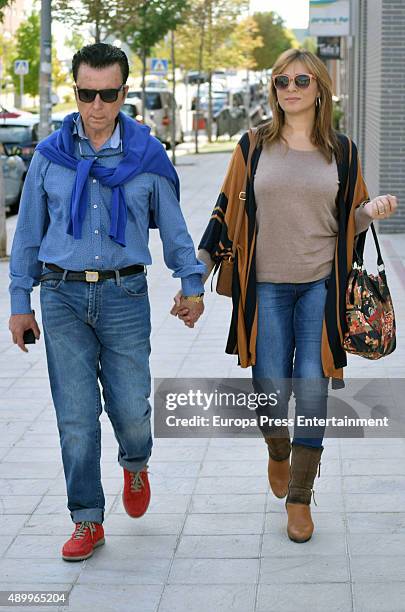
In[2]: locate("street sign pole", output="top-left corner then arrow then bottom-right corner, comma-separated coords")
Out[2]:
19,73 -> 24,108
38,0 -> 52,140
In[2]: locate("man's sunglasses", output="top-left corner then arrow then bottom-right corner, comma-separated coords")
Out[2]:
272,74 -> 317,90
74,84 -> 125,103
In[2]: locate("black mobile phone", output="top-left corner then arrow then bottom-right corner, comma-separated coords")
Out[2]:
23,329 -> 36,344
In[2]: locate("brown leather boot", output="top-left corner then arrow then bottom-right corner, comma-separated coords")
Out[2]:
285,443 -> 323,543
264,427 -> 291,499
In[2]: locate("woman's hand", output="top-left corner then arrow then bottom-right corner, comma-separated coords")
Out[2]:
363,195 -> 398,220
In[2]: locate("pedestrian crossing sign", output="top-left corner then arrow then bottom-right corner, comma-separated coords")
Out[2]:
151,58 -> 168,76
14,60 -> 29,75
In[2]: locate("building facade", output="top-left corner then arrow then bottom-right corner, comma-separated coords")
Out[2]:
345,0 -> 405,233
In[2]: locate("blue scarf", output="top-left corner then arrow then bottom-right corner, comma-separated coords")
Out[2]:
36,111 -> 180,247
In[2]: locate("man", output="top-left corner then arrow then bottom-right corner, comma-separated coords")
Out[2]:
8,43 -> 205,562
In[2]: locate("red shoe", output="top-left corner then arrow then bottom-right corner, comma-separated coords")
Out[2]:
122,467 -> 151,518
62,521 -> 105,562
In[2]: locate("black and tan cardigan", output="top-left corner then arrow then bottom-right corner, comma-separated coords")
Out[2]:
198,130 -> 370,388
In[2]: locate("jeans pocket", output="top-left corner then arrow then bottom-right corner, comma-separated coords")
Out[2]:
120,273 -> 148,297
41,278 -> 64,291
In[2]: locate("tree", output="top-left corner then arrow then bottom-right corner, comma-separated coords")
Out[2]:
9,12 -> 40,98
9,12 -> 71,102
0,0 -> 14,22
53,0 -> 121,43
64,32 -> 86,53
112,0 -> 189,119
156,0 -> 260,141
251,11 -> 298,71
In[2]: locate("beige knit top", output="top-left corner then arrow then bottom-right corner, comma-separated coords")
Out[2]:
254,140 -> 371,283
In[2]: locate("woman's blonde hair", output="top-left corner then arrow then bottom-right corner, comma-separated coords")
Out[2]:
256,48 -> 343,163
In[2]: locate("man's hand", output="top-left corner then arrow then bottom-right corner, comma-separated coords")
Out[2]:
9,313 -> 41,353
170,291 -> 204,328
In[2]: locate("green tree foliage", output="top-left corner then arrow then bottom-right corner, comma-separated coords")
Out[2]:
114,0 -> 188,56
53,0 -> 121,43
155,0 -> 260,72
8,12 -> 69,98
9,12 -> 40,97
251,11 -> 298,71
0,0 -> 14,22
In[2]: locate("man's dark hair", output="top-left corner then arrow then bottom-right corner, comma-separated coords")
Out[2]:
72,43 -> 129,83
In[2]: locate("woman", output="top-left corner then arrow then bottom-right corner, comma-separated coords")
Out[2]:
172,49 -> 398,543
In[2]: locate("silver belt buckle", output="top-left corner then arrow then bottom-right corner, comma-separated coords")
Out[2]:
85,270 -> 99,283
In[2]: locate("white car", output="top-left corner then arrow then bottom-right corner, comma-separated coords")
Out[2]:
127,89 -> 183,149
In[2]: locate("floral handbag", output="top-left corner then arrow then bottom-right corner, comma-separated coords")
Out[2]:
343,222 -> 396,359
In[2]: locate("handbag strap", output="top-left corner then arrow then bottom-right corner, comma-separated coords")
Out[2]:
231,128 -> 257,257
354,222 -> 385,269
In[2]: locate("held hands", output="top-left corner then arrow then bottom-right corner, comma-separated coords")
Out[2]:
9,313 -> 41,353
363,195 -> 398,220
170,290 -> 204,328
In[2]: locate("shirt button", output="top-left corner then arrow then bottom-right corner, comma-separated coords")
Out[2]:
93,204 -> 98,209
94,229 -> 99,234
95,255 -> 100,260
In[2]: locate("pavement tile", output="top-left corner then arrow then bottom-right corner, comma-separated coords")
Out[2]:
343,475 -> 405,493
167,557 -> 259,584
265,511 -> 346,534
176,534 -> 261,558
261,532 -> 347,556
343,493 -> 405,512
0,462 -> 61,479
194,475 -> 269,495
190,493 -> 266,514
183,513 -> 263,535
259,555 -> 349,584
158,584 -> 256,612
256,583 -> 352,612
77,557 -> 172,585
0,558 -> 82,582
350,555 -> 405,582
66,584 -> 163,612
347,533 -> 405,556
345,512 -> 405,533
353,583 -> 405,612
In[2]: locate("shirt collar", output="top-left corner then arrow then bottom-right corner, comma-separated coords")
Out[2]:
72,115 -> 121,150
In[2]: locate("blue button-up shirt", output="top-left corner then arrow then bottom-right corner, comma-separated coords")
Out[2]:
9,117 -> 206,314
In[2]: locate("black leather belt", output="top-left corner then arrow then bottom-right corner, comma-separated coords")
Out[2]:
40,263 -> 145,283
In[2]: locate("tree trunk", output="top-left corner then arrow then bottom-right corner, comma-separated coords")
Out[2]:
0,161 -> 7,259
141,48 -> 146,124
194,8 -> 206,155
206,0 -> 212,142
170,30 -> 176,166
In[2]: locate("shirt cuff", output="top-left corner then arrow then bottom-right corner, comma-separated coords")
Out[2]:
181,274 -> 205,296
10,291 -> 32,315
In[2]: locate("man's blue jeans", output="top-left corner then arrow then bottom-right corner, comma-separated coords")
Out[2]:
40,270 -> 152,524
252,275 -> 330,448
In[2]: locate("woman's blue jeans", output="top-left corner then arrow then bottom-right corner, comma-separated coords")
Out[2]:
252,275 -> 330,448
40,270 -> 153,524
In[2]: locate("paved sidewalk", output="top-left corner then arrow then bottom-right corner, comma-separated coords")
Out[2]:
0,150 -> 405,612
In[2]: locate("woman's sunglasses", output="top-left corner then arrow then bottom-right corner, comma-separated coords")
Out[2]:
75,84 -> 125,103
272,74 -> 317,90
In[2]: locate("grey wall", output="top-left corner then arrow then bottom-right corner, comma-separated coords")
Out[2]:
349,0 -> 405,233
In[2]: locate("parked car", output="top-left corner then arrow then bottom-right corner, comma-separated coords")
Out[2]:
127,89 -> 183,148
122,97 -> 160,137
0,112 -> 71,214
0,113 -> 68,170
0,115 -> 40,169
0,142 -> 27,214
191,85 -> 229,117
